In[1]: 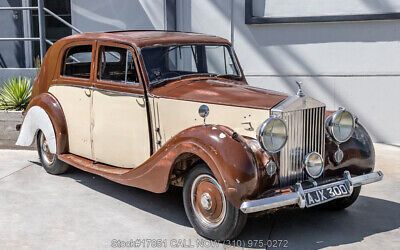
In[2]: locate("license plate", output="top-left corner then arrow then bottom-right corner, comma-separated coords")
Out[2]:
305,182 -> 351,207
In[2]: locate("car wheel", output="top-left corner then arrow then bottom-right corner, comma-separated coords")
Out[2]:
183,163 -> 247,241
319,186 -> 361,210
37,130 -> 69,175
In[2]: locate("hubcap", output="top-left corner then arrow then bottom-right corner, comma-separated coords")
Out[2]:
191,174 -> 226,228
200,193 -> 212,210
40,132 -> 55,165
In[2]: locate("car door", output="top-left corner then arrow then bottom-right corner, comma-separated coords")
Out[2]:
49,41 -> 96,160
91,42 -> 151,168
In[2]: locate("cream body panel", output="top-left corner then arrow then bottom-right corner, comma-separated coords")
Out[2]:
49,85 -> 92,159
92,90 -> 150,168
154,97 -> 269,148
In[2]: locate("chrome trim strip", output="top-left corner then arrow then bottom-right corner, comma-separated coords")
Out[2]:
95,88 -> 144,98
50,84 -> 144,98
51,84 -> 91,90
240,170 -> 383,214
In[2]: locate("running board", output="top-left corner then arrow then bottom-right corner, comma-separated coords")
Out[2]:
58,154 -> 131,175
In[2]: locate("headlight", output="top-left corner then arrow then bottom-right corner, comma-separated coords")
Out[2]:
326,109 -> 355,143
258,117 -> 288,153
304,152 -> 324,178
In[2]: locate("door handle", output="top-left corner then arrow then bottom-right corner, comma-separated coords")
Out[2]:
136,97 -> 146,108
84,89 -> 91,97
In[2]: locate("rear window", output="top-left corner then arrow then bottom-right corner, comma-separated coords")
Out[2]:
62,45 -> 92,79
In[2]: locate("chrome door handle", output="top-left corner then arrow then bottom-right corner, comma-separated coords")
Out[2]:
136,97 -> 146,107
84,89 -> 91,97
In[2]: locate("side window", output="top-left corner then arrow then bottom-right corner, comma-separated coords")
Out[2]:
62,45 -> 92,79
97,45 -> 139,84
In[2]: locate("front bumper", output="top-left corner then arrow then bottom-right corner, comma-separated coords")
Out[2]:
240,170 -> 383,213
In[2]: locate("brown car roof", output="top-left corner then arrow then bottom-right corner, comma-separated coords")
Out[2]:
59,30 -> 231,48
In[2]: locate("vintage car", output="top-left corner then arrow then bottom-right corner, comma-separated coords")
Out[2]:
16,31 -> 383,240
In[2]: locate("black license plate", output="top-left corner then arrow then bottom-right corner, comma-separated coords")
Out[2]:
305,182 -> 351,207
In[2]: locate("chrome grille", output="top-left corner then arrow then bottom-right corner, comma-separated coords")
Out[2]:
278,107 -> 326,187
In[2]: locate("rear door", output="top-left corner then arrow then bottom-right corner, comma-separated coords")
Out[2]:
49,41 -> 96,159
92,42 -> 151,168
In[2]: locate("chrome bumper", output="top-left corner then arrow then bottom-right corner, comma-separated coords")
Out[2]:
240,170 -> 383,214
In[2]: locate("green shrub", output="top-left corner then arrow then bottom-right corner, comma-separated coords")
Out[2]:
0,77 -> 32,111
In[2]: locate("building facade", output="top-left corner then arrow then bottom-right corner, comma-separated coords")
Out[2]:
1,0 -> 399,145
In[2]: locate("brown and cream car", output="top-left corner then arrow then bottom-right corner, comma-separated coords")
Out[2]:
17,31 -> 383,240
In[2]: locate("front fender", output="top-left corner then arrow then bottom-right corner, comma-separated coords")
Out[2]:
178,125 -> 261,207
324,120 -> 375,177
114,125 -> 261,208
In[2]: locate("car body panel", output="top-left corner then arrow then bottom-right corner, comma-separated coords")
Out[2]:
324,122 -> 375,177
151,97 -> 269,148
49,85 -> 92,159
149,78 -> 288,110
16,106 -> 57,153
92,89 -> 150,168
18,92 -> 68,154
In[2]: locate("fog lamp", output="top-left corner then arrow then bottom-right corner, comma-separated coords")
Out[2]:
304,152 -> 324,178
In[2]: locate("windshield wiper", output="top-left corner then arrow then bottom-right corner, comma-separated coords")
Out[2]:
216,74 -> 238,78
150,73 -> 224,88
151,75 -> 184,87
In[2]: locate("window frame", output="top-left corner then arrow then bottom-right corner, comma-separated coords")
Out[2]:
57,41 -> 96,85
139,43 -> 244,87
94,41 -> 144,93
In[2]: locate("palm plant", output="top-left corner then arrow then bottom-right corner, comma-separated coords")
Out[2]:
0,77 -> 32,111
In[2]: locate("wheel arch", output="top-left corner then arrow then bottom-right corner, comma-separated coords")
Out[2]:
16,92 -> 69,154
162,125 -> 261,207
169,152 -> 205,187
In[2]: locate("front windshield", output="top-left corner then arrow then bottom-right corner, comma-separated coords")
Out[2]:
141,44 -> 240,85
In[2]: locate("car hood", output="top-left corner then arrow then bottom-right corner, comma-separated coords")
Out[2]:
150,78 -> 288,110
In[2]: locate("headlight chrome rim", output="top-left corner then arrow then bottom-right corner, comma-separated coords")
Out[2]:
304,152 -> 324,178
326,109 -> 355,143
257,117 -> 288,153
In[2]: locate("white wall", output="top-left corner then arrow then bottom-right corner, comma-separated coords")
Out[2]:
71,0 -> 167,32
177,0 -> 400,145
69,0 -> 400,145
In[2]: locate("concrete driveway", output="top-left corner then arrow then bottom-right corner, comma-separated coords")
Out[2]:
0,144 -> 399,250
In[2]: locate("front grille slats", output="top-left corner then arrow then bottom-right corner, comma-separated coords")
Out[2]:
279,106 -> 326,187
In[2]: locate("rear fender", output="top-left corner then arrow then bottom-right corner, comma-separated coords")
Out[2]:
16,93 -> 68,154
16,106 -> 56,153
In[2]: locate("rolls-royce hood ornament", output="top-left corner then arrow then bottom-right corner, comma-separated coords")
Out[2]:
296,81 -> 305,97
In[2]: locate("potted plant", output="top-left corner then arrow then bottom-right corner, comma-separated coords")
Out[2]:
0,77 -> 32,148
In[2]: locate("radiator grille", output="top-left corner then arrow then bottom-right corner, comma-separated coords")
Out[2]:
279,107 -> 326,187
